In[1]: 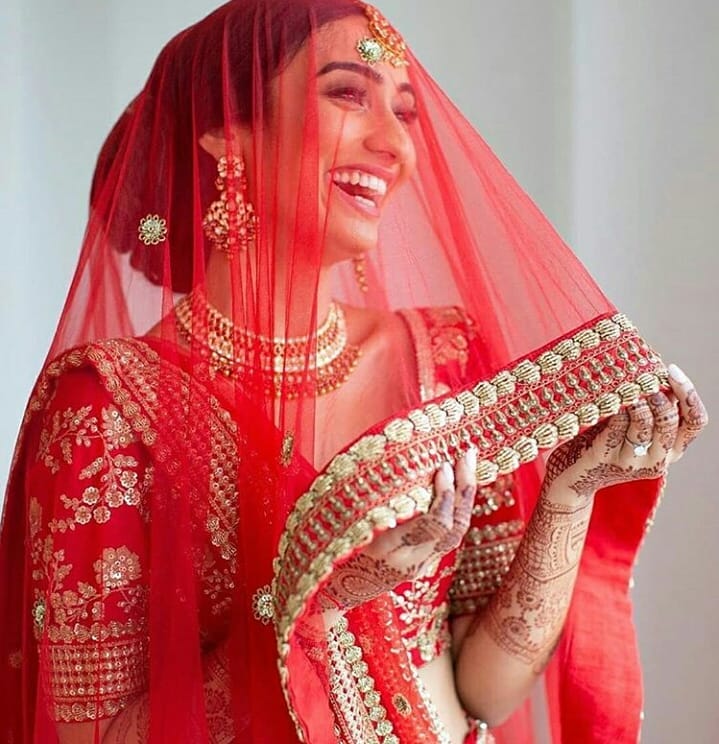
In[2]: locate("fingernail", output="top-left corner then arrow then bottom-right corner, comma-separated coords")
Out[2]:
465,447 -> 477,469
441,462 -> 455,482
668,364 -> 689,384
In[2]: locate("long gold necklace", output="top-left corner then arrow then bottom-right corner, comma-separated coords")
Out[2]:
175,293 -> 361,398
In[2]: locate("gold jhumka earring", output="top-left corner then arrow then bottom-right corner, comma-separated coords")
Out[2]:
353,256 -> 369,293
202,155 -> 257,258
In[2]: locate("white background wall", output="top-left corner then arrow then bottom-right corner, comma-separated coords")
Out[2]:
1,2 -> 717,741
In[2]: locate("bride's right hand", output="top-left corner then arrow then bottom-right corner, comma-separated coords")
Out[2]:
315,449 -> 478,612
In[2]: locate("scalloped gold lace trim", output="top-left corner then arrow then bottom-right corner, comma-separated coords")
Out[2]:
273,313 -> 667,647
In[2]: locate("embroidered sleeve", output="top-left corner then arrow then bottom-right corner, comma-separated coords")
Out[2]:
27,368 -> 152,723
448,475 -> 524,617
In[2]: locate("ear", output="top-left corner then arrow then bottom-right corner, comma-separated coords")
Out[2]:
199,124 -> 251,162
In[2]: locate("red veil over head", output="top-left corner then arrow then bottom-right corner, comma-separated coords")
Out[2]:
1,1 -> 665,742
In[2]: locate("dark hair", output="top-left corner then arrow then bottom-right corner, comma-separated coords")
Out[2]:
91,0 -> 364,292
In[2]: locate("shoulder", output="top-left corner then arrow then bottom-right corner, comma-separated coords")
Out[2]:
398,306 -> 478,359
342,303 -> 477,347
398,306 -> 482,397
21,338 -> 167,462
342,303 -> 481,400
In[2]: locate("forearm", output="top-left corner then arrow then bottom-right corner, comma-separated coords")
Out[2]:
99,644 -> 232,744
454,485 -> 593,726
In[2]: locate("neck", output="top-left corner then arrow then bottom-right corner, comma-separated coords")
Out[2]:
204,248 -> 334,338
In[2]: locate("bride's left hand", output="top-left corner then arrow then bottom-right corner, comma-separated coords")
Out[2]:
543,364 -> 708,501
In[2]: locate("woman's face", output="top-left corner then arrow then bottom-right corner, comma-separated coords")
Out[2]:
267,15 -> 418,265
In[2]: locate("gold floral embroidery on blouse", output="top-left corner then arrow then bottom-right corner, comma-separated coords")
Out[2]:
28,392 -> 152,721
37,405 -> 98,475
30,511 -> 146,645
423,306 -> 474,372
391,563 -> 456,664
30,495 -> 147,721
399,305 -> 478,402
37,404 -> 153,533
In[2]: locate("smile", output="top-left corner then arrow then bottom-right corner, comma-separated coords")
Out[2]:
331,168 -> 389,210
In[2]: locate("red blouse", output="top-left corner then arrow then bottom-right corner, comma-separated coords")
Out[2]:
27,306 -> 523,722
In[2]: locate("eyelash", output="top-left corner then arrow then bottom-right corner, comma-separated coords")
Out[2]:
395,108 -> 418,125
327,86 -> 418,126
328,86 -> 368,106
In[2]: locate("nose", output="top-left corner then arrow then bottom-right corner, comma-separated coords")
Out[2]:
363,103 -> 414,166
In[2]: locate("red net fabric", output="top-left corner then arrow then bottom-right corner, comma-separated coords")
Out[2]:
1,2 -> 665,742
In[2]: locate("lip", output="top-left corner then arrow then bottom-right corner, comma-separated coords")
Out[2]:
326,163 -> 398,218
331,182 -> 382,218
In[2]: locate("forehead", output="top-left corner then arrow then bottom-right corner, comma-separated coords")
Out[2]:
308,15 -> 412,87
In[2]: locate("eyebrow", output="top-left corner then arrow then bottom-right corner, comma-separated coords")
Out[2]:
317,61 -> 416,100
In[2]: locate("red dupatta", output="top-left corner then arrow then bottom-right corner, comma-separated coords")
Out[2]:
1,2 -> 667,742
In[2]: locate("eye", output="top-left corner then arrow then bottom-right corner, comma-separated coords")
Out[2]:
327,86 -> 368,106
394,107 -> 418,125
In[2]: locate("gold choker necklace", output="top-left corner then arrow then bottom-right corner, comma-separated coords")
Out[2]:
174,293 -> 361,398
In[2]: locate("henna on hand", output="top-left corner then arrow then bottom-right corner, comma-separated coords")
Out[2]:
625,400 -> 654,446
602,410 -> 628,456
666,365 -> 708,458
542,427 -> 601,497
104,697 -> 150,743
469,497 -> 592,673
436,485 -> 476,552
567,461 -> 666,497
205,646 -> 235,744
314,452 -> 478,614
399,489 -> 454,546
678,388 -> 709,454
647,392 -> 679,452
314,552 -> 409,611
542,392 -> 682,499
103,646 -> 234,743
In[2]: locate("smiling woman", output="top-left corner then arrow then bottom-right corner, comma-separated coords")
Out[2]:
0,1 -> 707,744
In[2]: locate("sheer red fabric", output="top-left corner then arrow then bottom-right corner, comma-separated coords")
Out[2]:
1,2 -> 665,742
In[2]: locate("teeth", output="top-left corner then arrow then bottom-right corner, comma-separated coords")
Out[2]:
332,169 -> 388,196
354,195 -> 376,208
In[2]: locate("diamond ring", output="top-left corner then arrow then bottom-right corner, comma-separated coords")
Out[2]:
625,437 -> 652,457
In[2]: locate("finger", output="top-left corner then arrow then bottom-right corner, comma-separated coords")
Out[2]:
622,399 -> 654,458
400,463 -> 454,544
454,447 -> 477,523
453,448 -> 477,532
592,409 -> 629,457
646,392 -> 679,453
437,449 -> 477,552
668,364 -> 709,459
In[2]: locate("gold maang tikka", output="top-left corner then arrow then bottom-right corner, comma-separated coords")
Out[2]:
203,155 -> 258,257
356,3 -> 409,68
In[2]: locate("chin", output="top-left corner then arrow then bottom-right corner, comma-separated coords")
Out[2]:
329,236 -> 378,266
322,220 -> 379,266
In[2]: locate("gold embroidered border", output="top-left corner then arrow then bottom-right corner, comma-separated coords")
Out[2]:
327,617 -> 400,744
397,308 -> 436,401
272,314 -> 667,655
410,663 -> 452,744
48,638 -> 147,722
